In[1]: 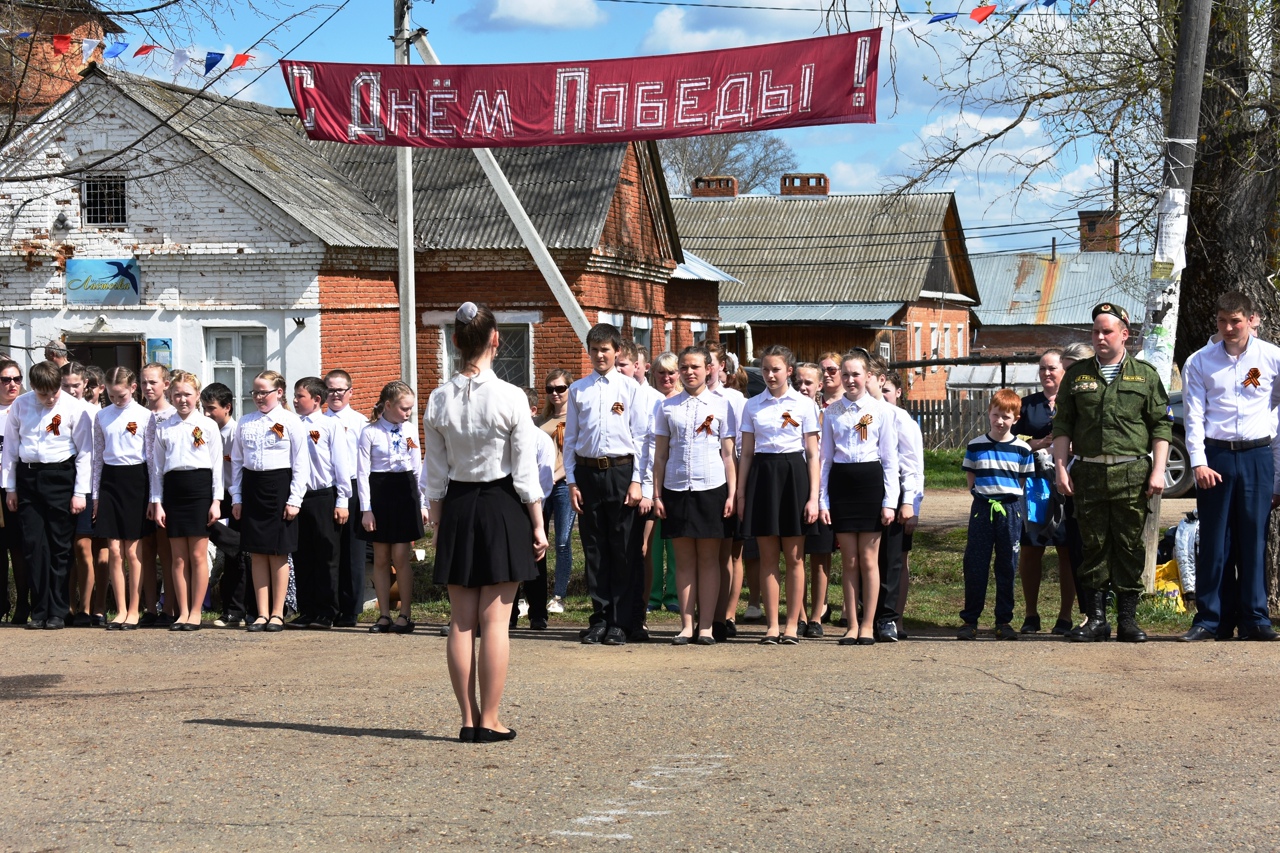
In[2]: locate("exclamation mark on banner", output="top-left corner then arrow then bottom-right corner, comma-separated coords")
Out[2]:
854,37 -> 870,88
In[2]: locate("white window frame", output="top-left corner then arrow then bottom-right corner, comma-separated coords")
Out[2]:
878,340 -> 891,360
597,311 -> 624,329
630,315 -> 652,351
943,323 -> 952,359
929,323 -> 939,372
958,322 -> 967,356
205,328 -> 267,417
664,321 -> 674,352
913,323 -> 922,360
690,321 -> 708,344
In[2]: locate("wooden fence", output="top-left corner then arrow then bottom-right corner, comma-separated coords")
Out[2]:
906,391 -> 993,450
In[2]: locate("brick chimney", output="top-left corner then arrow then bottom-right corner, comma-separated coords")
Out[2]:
691,176 -> 738,198
1079,210 -> 1120,252
780,173 -> 829,196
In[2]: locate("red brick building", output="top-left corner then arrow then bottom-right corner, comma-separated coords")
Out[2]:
0,1 -> 118,119
672,175 -> 980,400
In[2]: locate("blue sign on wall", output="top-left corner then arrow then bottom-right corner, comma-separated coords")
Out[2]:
64,258 -> 141,305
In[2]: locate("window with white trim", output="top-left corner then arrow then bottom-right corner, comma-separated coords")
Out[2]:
913,323 -> 922,360
206,329 -> 266,417
630,316 -> 652,351
878,341 -> 891,360
83,175 -> 127,226
597,311 -> 624,329
690,321 -> 708,344
958,323 -> 967,356
445,323 -> 532,388
929,324 -> 939,372
943,323 -> 952,358
664,321 -> 673,352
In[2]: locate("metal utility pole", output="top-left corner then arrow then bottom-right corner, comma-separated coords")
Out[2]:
1138,0 -> 1214,589
393,0 -> 417,397
410,32 -> 594,344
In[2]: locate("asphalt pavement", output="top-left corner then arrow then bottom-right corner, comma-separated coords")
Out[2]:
2,622 -> 1278,850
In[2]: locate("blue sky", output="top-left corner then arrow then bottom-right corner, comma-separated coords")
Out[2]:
104,0 -> 1112,253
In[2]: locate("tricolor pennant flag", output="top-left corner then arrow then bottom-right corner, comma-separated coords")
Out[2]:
52,34 -> 71,55
103,41 -> 128,59
204,52 -> 223,75
928,12 -> 959,21
970,5 -> 997,21
230,53 -> 252,69
133,44 -> 157,57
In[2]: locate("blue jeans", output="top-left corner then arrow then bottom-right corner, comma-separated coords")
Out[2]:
961,495 -> 1022,626
547,480 -> 577,598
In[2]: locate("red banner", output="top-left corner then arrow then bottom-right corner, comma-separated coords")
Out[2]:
280,31 -> 879,149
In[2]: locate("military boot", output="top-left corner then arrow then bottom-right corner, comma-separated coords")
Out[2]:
1067,588 -> 1111,642
1115,592 -> 1147,643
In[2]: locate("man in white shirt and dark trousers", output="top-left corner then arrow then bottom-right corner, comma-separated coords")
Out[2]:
1181,291 -> 1280,641
324,369 -> 368,627
292,377 -> 354,629
1,361 -> 93,629
565,324 -> 650,645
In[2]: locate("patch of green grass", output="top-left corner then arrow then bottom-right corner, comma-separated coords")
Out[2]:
923,448 -> 967,491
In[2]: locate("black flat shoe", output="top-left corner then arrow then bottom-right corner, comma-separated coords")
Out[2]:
474,727 -> 517,743
459,727 -> 476,743
391,616 -> 416,635
120,622 -> 138,631
778,635 -> 800,645
265,615 -> 285,633
723,619 -> 737,638
182,622 -> 202,632
246,617 -> 268,633
168,621 -> 185,632
90,614 -> 106,628
369,616 -> 392,634
837,635 -> 859,646
671,635 -> 692,646
758,635 -> 779,645
106,621 -> 123,631
695,635 -> 716,646
856,636 -> 876,646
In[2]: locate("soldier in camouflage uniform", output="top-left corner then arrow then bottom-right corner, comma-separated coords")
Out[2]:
1051,303 -> 1171,642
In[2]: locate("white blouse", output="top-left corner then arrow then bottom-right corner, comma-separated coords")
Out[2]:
301,412 -> 354,501
356,416 -> 423,507
148,411 -> 224,504
230,404 -> 311,507
325,404 -> 367,475
421,369 -> 542,505
819,394 -> 899,511
741,388 -> 820,454
654,389 -> 733,492
92,400 -> 150,499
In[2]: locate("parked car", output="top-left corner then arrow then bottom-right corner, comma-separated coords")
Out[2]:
1164,390 -> 1192,499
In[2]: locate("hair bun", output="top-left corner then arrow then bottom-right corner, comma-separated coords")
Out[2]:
456,302 -> 479,325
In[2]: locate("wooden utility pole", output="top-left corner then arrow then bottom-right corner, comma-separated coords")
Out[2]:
393,0 -> 417,398
1139,0 -> 1214,589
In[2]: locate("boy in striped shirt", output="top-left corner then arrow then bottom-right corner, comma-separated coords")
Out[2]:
958,389 -> 1035,640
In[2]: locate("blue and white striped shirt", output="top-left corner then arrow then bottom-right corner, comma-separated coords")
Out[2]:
962,433 -> 1034,498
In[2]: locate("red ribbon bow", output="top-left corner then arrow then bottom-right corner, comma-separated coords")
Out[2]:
780,411 -> 800,429
126,421 -> 138,436
406,437 -> 417,451
611,401 -> 625,415
309,430 -> 321,444
552,421 -> 565,450
223,454 -> 232,462
45,414 -> 61,436
696,415 -> 715,436
1244,367 -> 1262,389
855,413 -> 873,441
192,427 -> 205,448
270,423 -> 285,439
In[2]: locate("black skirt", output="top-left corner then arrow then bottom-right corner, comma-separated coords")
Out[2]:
96,463 -> 149,540
75,493 -> 97,537
742,452 -> 813,538
240,468 -> 298,556
358,471 -> 424,544
828,461 -> 886,533
661,484 -> 731,540
805,518 -> 835,554
432,476 -> 538,588
162,469 -> 214,538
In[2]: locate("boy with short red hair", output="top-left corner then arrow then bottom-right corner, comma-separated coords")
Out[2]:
958,389 -> 1035,640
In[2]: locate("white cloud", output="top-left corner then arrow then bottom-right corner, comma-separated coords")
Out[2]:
829,161 -> 885,194
641,8 -> 751,53
492,0 -> 604,27
640,7 -> 824,54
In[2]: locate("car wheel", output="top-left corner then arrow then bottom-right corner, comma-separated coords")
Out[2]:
1164,430 -> 1193,499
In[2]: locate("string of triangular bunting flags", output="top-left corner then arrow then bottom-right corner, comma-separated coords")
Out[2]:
9,32 -> 252,76
889,0 -> 1098,29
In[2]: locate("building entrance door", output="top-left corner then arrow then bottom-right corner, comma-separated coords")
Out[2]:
65,337 -> 144,379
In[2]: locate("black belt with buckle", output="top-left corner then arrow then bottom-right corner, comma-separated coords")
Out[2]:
1205,437 -> 1272,451
21,458 -> 74,470
576,454 -> 633,470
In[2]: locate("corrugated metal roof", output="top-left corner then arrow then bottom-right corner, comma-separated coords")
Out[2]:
672,193 -> 963,304
89,66 -> 397,249
314,142 -> 626,250
720,302 -> 904,324
673,251 -> 739,282
971,252 -> 1151,327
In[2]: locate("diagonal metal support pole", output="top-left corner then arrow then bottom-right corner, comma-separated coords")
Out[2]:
408,31 -> 593,345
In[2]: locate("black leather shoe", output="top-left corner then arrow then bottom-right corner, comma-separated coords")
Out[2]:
805,621 -> 824,639
458,727 -> 476,743
474,727 -> 517,743
723,619 -> 737,638
876,622 -> 901,643
308,617 -> 333,630
1115,592 -> 1147,643
694,634 -> 716,646
43,617 -> 65,630
72,613 -> 92,628
671,634 -> 692,646
333,618 -> 357,628
581,623 -> 607,645
1068,588 -> 1111,642
530,618 -> 547,631
711,621 -> 728,642
602,626 -> 628,646
286,614 -> 313,629
25,619 -> 45,630
1181,625 -> 1215,642
1244,624 -> 1280,641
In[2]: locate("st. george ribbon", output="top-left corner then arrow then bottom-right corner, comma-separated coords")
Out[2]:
280,31 -> 879,149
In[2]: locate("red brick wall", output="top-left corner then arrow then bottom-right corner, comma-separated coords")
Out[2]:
1,18 -> 108,115
318,267 -> 400,413
892,302 -> 976,401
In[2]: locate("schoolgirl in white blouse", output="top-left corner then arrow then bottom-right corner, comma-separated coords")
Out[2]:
652,346 -> 736,646
92,367 -> 151,628
149,370 -> 223,631
231,371 -> 310,633
357,381 -> 427,634
735,344 -> 821,645
139,362 -> 174,626
820,352 -> 899,645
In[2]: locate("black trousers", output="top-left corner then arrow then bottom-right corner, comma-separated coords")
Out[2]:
512,513 -> 549,624
574,461 -> 643,632
336,480 -> 366,622
295,485 -> 340,621
875,519 -> 905,625
1,487 -> 28,618
16,460 -> 76,622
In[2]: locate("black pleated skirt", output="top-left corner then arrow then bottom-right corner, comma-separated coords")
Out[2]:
358,471 -> 424,544
432,476 -> 538,588
742,452 -> 813,538
828,461 -> 886,533
661,484 -> 731,540
96,463 -> 149,540
240,468 -> 298,556
163,469 -> 213,538
805,518 -> 835,554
